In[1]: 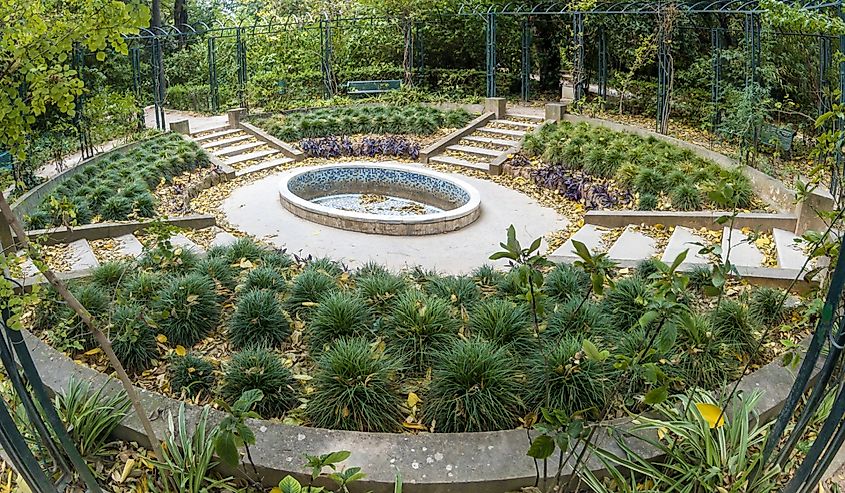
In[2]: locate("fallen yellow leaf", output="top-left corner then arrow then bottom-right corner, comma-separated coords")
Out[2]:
407,392 -> 421,408
83,348 -> 102,356
156,334 -> 168,343
174,345 -> 187,357
695,402 -> 725,429
118,458 -> 135,483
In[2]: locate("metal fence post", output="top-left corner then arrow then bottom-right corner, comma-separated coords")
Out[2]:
485,12 -> 497,98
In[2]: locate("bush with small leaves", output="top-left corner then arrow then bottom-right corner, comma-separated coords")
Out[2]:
527,337 -> 616,416
308,338 -> 404,432
387,290 -> 459,371
601,276 -> 651,331
307,292 -> 373,355
220,348 -> 298,419
749,287 -> 787,325
229,289 -> 292,350
468,299 -> 535,354
637,193 -> 658,210
193,256 -> 238,292
110,303 -> 158,372
283,269 -> 338,318
670,183 -> 702,211
170,354 -> 216,398
544,299 -> 613,343
423,339 -> 524,432
91,261 -> 130,289
426,275 -> 481,311
671,313 -> 738,388
356,271 -> 409,315
99,196 -> 133,221
543,264 -> 590,302
153,274 -> 221,347
124,271 -> 171,302
242,266 -> 287,293
709,299 -> 757,353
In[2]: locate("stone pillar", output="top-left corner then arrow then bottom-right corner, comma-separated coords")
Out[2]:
169,119 -> 191,135
484,97 -> 507,118
795,185 -> 835,234
227,107 -> 248,127
545,102 -> 569,122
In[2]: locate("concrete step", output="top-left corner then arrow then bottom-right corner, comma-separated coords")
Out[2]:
114,234 -> 145,258
16,251 -> 40,278
607,225 -> 657,262
67,239 -> 99,272
661,226 -> 710,266
478,127 -> 527,138
462,135 -> 519,147
446,144 -> 501,158
722,227 -> 764,267
505,113 -> 545,122
226,149 -> 280,165
215,141 -> 264,158
428,155 -> 490,172
492,119 -> 539,129
773,228 -> 812,271
193,128 -> 238,143
171,233 -> 205,255
235,156 -> 295,177
202,134 -> 251,149
549,224 -> 611,261
210,228 -> 239,248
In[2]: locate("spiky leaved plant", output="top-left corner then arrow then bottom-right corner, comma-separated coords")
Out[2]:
423,339 -> 524,432
355,260 -> 390,279
229,289 -> 292,350
601,276 -> 651,332
543,263 -> 590,303
54,379 -> 130,459
91,261 -> 130,289
426,275 -> 481,311
471,264 -> 504,291
468,298 -> 535,355
220,348 -> 298,419
138,243 -> 200,275
170,354 -> 216,398
124,271 -> 172,302
355,271 -> 409,316
543,298 -> 613,343
634,168 -> 664,196
152,273 -> 221,347
100,195 -> 133,221
224,237 -> 267,263
133,193 -> 157,217
59,282 -> 110,351
110,303 -> 158,373
709,299 -> 758,354
260,250 -> 293,271
306,256 -> 345,277
283,269 -> 338,318
308,338 -> 404,432
670,183 -> 702,211
386,290 -> 459,371
749,287 -> 787,325
637,193 -> 658,210
242,266 -> 287,293
193,256 -> 238,292
671,312 -> 738,388
634,258 -> 663,281
307,291 -> 373,356
687,265 -> 712,292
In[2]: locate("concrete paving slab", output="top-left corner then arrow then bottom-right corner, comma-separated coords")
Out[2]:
67,239 -> 99,271
211,229 -> 239,248
221,162 -> 567,273
722,227 -> 765,267
549,224 -> 609,260
773,228 -> 811,270
608,225 -> 657,261
114,234 -> 144,258
662,226 -> 710,265
171,233 -> 205,254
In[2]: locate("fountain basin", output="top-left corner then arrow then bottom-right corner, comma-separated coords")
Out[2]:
278,163 -> 481,235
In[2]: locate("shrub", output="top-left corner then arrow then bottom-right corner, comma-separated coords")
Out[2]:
356,271 -> 409,315
242,266 -> 287,293
260,250 -> 294,271
229,289 -> 292,350
307,292 -> 373,355
220,348 -> 298,419
307,257 -> 345,277
670,183 -> 702,211
634,258 -> 663,281
308,338 -> 404,432
671,313 -> 738,387
170,354 -> 216,398
749,287 -> 787,325
601,276 -> 651,331
634,168 -> 664,196
544,299 -> 612,343
709,299 -> 757,354
225,237 -> 266,263
637,193 -> 658,210
125,271 -> 171,302
193,256 -> 238,292
153,274 -> 221,347
527,337 -> 615,416
54,379 -> 130,458
283,269 -> 337,317
471,264 -> 504,290
387,290 -> 459,370
100,196 -> 133,221
543,264 -> 590,302
468,299 -> 535,354
426,275 -> 481,310
687,265 -> 712,292
91,261 -> 130,289
423,339 -> 524,432
110,303 -> 158,372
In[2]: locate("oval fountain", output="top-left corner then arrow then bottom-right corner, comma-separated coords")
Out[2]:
278,163 -> 481,235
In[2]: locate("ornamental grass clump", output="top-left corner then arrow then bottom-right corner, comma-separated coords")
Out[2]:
124,271 -> 171,302
308,338 -> 404,432
749,287 -> 787,325
601,276 -> 651,331
471,264 -> 504,291
543,299 -> 613,343
224,237 -> 267,263
687,265 -> 713,292
283,269 -> 338,318
153,273 -> 221,347
426,275 -> 481,311
670,183 -> 703,211
671,312 -> 738,388
634,168 -> 664,196
60,282 -> 110,351
220,348 -> 298,419
306,291 -> 373,355
170,354 -> 216,398
387,290 -> 459,371
110,303 -> 158,373
634,258 -> 663,281
527,337 -> 616,416
138,243 -> 199,274
229,289 -> 292,350
307,256 -> 345,277
99,196 -> 133,221
242,266 -> 287,293
91,261 -> 130,289
709,299 -> 758,354
543,263 -> 590,302
356,271 -> 409,315
424,339 -> 524,433
468,299 -> 535,354
637,193 -> 658,210
193,256 -> 239,292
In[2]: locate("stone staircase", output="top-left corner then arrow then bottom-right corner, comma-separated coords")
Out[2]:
428,113 -> 544,173
191,126 -> 295,177
550,223 -> 817,282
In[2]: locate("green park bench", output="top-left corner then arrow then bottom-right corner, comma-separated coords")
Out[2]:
345,79 -> 401,97
0,151 -> 11,171
759,123 -> 796,153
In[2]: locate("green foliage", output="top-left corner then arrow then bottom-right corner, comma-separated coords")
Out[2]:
110,303 -> 157,372
308,338 -> 404,432
709,299 -> 758,354
424,339 -> 524,432
601,276 -> 651,331
542,264 -> 590,302
91,261 -> 130,289
283,269 -> 338,318
544,299 -> 612,343
749,287 -> 787,325
220,348 -> 298,419
634,167 -> 664,196
55,282 -> 110,351
307,257 -> 346,277
139,243 -> 200,275
634,258 -> 663,281
637,193 -> 658,210
193,256 -> 238,292
386,290 -> 459,371
229,289 -> 292,350
468,299 -> 535,354
54,379 -> 130,459
425,275 -> 481,311
224,237 -> 267,263
214,389 -> 263,468
356,271 -> 409,315
242,266 -> 287,293
125,271 -> 171,302
153,274 -> 221,347
528,337 -> 616,416
471,264 -> 504,290
671,313 -> 738,388
307,292 -> 373,355
671,183 -> 703,211
170,354 -> 216,398
687,265 -> 713,292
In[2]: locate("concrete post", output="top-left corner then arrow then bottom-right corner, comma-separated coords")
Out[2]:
545,102 -> 569,122
484,98 -> 507,118
794,185 -> 835,234
227,107 -> 248,127
169,119 -> 191,135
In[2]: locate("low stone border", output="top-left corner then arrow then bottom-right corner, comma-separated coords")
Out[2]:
23,214 -> 217,245
21,325 -> 816,492
583,210 -> 799,232
237,121 -> 305,162
419,113 -> 495,164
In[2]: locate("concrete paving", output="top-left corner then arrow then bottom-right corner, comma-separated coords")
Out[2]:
607,225 -> 657,261
662,226 -> 710,265
221,162 -> 568,274
722,227 -> 765,267
549,224 -> 610,261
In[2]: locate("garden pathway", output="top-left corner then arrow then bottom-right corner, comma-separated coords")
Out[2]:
221,162 -> 568,274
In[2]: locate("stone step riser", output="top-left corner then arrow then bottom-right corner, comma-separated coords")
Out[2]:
202,134 -> 251,150
428,156 -> 490,172
226,149 -> 281,165
215,141 -> 265,158
446,144 -> 501,158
